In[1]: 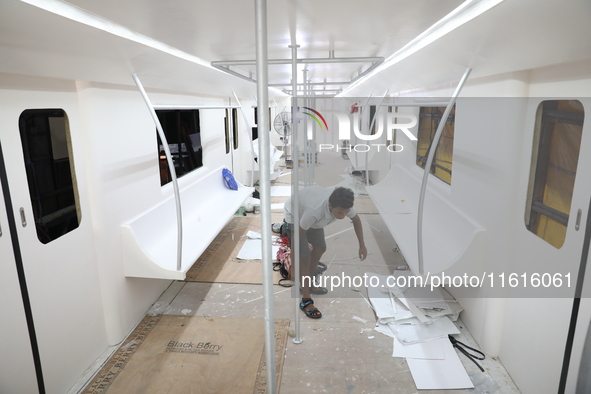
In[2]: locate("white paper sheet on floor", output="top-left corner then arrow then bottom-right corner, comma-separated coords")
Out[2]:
389,316 -> 460,344
393,336 -> 445,360
406,339 -> 474,389
237,232 -> 280,260
366,272 -> 473,390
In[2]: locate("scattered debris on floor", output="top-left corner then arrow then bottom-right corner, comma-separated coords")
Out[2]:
366,272 -> 477,390
352,316 -> 368,324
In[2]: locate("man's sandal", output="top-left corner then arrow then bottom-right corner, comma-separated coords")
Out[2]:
300,299 -> 322,319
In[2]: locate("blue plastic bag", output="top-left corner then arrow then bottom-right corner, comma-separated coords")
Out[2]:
222,168 -> 238,190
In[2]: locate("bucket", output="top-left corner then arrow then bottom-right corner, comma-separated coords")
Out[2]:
253,204 -> 260,214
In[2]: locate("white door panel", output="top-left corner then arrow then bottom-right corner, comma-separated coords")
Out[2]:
0,143 -> 40,393
0,95 -> 107,393
508,97 -> 591,393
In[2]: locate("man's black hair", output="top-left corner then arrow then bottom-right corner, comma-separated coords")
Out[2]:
328,187 -> 354,209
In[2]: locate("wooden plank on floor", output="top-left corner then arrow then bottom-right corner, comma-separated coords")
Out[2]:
81,316 -> 290,394
185,214 -> 286,284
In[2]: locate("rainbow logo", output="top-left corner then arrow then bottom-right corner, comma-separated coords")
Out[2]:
302,107 -> 329,131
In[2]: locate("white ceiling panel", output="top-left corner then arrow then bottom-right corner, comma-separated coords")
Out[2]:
0,0 -> 590,98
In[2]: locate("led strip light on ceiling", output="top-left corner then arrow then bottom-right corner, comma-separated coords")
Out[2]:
20,0 -> 214,70
337,0 -> 505,96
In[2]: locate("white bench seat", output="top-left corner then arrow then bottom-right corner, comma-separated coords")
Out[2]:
367,164 -> 486,275
122,167 -> 253,279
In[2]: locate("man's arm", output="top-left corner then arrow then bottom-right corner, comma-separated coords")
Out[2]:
351,214 -> 367,261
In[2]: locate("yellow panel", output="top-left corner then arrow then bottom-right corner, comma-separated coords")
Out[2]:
417,106 -> 455,184
535,215 -> 567,249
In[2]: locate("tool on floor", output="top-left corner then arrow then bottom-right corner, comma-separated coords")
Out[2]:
449,335 -> 486,372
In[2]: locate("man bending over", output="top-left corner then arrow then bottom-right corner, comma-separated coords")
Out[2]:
284,186 -> 367,319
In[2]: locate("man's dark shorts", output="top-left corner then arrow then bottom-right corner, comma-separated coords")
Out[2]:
284,223 -> 326,257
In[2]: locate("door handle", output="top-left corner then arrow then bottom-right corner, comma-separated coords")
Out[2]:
19,207 -> 26,227
575,209 -> 582,231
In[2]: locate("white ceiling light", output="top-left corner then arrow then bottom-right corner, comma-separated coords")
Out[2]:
20,0 -> 214,70
338,0 -> 505,96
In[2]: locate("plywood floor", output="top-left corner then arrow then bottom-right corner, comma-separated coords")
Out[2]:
81,315 -> 289,394
185,214 -> 285,285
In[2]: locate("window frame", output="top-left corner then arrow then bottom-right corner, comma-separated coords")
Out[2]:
224,109 -> 230,154
18,108 -> 81,243
416,105 -> 456,185
232,108 -> 239,150
155,109 -> 203,186
525,99 -> 584,248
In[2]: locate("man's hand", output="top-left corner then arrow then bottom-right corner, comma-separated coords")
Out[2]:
351,214 -> 367,261
359,244 -> 368,261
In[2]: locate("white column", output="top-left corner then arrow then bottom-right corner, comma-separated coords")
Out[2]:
254,1 -> 276,392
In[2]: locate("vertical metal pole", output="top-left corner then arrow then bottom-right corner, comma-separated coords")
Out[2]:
311,85 -> 316,184
417,67 -> 471,275
231,92 -> 256,187
254,1 -> 276,392
364,117 -> 370,187
302,68 -> 310,187
289,44 -> 303,344
356,95 -> 372,178
353,106 -> 359,169
389,106 -> 396,171
132,73 -> 183,272
281,93 -> 288,160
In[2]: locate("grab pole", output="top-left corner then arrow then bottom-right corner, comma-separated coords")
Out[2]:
232,92 -> 257,187
289,43 -> 303,344
417,67 -> 471,275
132,73 -> 183,272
